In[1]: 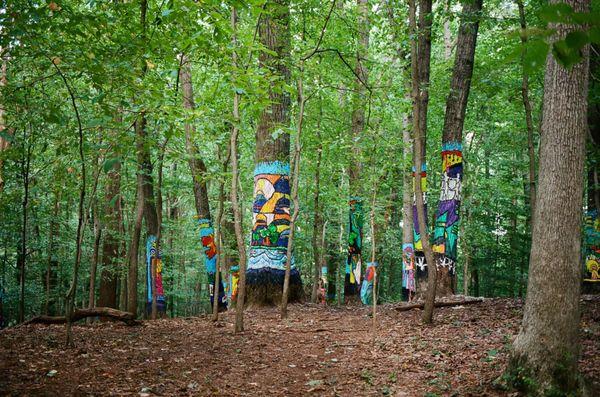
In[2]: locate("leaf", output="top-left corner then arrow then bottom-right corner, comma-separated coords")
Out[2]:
539,3 -> 573,23
564,31 -> 588,50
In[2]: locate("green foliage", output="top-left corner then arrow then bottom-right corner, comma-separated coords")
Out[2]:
1,0 -> 582,324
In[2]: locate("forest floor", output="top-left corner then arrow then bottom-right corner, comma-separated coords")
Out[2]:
1,297 -> 598,396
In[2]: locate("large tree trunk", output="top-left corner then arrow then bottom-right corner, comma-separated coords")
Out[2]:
507,0 -> 590,392
345,0 -> 369,302
246,0 -> 302,306
432,0 -> 482,296
97,156 -> 122,309
179,55 -> 226,312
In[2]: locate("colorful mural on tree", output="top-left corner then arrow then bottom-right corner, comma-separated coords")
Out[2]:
412,164 -> 428,277
360,262 -> 377,305
146,235 -> 166,314
584,209 -> 600,282
402,243 -> 416,299
247,161 -> 301,286
198,218 -> 226,310
345,197 -> 363,296
432,142 -> 463,274
228,265 -> 240,303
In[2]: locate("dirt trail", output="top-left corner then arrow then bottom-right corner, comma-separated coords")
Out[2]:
1,298 -> 598,396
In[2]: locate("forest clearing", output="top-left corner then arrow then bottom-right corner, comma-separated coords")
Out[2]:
1,0 -> 600,395
1,299 -> 597,396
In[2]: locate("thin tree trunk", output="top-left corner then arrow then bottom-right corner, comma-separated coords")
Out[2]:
432,0 -> 482,296
212,146 -> 231,320
45,189 -> 61,315
98,151 -> 122,310
179,55 -> 224,314
0,54 -> 10,195
409,0 -> 437,323
401,110 -> 415,302
516,0 -> 537,221
508,0 -> 590,392
412,0 -> 433,297
281,61 -> 305,318
18,130 -> 31,324
230,6 -> 247,333
87,201 -> 101,323
310,114 -> 323,303
127,183 -> 144,316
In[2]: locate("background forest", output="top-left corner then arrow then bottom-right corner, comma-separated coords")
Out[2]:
0,0 -> 594,326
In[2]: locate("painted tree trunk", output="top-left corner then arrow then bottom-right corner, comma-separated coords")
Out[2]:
98,157 -> 122,309
246,0 -> 301,306
179,55 -> 226,311
432,0 -> 482,296
346,0 -> 369,301
508,0 -> 589,392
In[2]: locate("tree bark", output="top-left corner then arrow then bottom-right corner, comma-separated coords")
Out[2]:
412,0 -> 433,298
311,115 -> 323,303
0,56 -> 9,195
87,201 -> 101,321
45,189 -> 61,316
432,0 -> 482,296
18,130 -> 32,324
26,307 -> 140,326
516,0 -> 537,221
246,0 -> 302,306
409,0 -> 437,323
508,0 -> 590,392
127,182 -> 144,317
98,154 -> 122,309
179,54 -> 225,313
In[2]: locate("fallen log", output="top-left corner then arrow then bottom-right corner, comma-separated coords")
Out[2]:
24,307 -> 141,326
394,298 -> 484,312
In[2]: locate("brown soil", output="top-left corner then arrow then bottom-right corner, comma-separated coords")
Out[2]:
0,298 -> 598,396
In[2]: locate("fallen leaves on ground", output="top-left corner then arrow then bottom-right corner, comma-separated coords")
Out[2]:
0,298 -> 597,396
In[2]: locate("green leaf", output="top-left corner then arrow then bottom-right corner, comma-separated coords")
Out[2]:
564,30 -> 588,50
539,3 -> 573,23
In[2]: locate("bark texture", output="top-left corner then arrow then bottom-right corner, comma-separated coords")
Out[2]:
508,0 -> 589,393
98,155 -> 122,309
